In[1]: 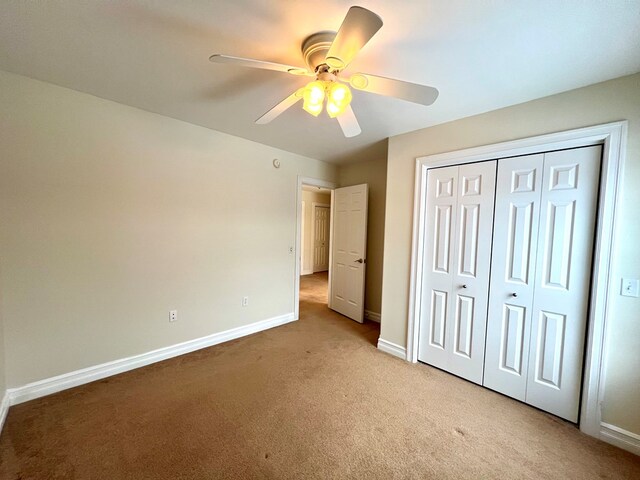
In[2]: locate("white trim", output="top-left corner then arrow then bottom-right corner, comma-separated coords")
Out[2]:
0,391 -> 9,433
406,121 -> 627,442
377,338 -> 407,359
301,268 -> 314,275
7,313 -> 295,406
328,189 -> 335,309
600,423 -> 640,456
301,200 -> 306,274
295,176 -> 336,319
310,202 -> 331,273
364,310 -> 381,322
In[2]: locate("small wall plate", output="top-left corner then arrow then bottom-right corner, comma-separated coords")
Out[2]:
273,158 -> 281,169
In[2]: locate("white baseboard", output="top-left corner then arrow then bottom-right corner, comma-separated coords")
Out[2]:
364,310 -> 381,323
600,422 -> 640,456
0,391 -> 9,432
7,312 -> 296,406
301,269 -> 314,275
377,338 -> 407,360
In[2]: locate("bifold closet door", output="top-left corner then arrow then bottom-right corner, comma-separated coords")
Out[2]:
524,146 -> 601,421
418,161 -> 496,384
484,146 -> 601,422
483,154 -> 544,401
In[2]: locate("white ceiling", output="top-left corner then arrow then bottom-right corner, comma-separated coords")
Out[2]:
1,1 -> 639,165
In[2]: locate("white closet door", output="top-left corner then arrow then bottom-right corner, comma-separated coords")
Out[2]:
484,154 -> 544,400
447,161 -> 496,382
418,162 -> 496,384
419,166 -> 457,370
525,146 -> 601,422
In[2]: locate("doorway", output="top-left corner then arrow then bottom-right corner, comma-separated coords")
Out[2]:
294,176 -> 371,324
300,184 -> 332,309
294,177 -> 336,320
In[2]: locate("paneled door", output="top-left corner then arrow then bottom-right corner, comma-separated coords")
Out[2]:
330,184 -> 368,323
524,146 -> 601,421
484,146 -> 601,422
418,161 -> 496,384
483,154 -> 545,400
313,205 -> 330,272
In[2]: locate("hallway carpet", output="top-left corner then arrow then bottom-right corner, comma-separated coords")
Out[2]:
1,273 -> 638,479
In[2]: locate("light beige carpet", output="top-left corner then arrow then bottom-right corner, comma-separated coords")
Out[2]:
1,272 -> 638,479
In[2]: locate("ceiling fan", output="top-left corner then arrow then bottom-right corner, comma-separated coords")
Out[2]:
209,6 -> 439,138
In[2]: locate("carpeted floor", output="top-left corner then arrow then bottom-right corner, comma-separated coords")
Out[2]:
1,272 -> 639,479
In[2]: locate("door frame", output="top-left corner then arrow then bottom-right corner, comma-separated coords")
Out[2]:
295,176 -> 337,320
310,202 -> 331,273
406,121 -> 627,439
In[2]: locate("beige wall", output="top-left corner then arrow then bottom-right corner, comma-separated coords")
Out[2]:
339,156 -> 387,316
301,190 -> 331,274
0,71 -> 337,388
381,73 -> 640,434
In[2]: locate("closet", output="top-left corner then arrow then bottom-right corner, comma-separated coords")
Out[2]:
418,145 -> 602,422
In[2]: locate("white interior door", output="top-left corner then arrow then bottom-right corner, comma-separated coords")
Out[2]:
484,146 -> 601,422
418,161 -> 496,384
448,161 -> 496,382
418,166 -> 457,369
330,184 -> 368,323
313,205 -> 330,272
484,154 -> 544,400
524,146 -> 601,422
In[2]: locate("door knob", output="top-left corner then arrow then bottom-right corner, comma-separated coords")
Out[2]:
355,258 -> 364,264
461,284 -> 467,289
512,292 -> 518,297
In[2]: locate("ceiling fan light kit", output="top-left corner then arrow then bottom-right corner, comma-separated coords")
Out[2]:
301,69 -> 353,119
209,6 -> 439,137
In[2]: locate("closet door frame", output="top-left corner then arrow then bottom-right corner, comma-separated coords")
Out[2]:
406,121 -> 627,441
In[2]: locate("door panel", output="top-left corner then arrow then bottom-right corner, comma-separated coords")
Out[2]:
447,161 -> 496,383
525,145 -> 601,422
329,184 -> 368,323
430,290 -> 448,348
542,200 -> 575,289
454,294 -> 474,358
418,161 -> 496,384
458,204 -> 479,276
419,166 -> 457,369
434,204 -> 454,273
507,202 -> 535,284
500,303 -> 526,375
534,310 -> 566,388
484,154 -> 544,400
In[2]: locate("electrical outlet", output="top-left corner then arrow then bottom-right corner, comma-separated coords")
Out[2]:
242,296 -> 249,307
621,278 -> 639,297
169,310 -> 178,322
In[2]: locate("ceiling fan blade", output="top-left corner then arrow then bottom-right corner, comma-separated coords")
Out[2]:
209,54 -> 312,76
347,73 -> 439,106
325,6 -> 383,70
337,105 -> 361,138
255,88 -> 304,124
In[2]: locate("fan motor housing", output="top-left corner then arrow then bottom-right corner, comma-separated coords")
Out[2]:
301,31 -> 336,72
